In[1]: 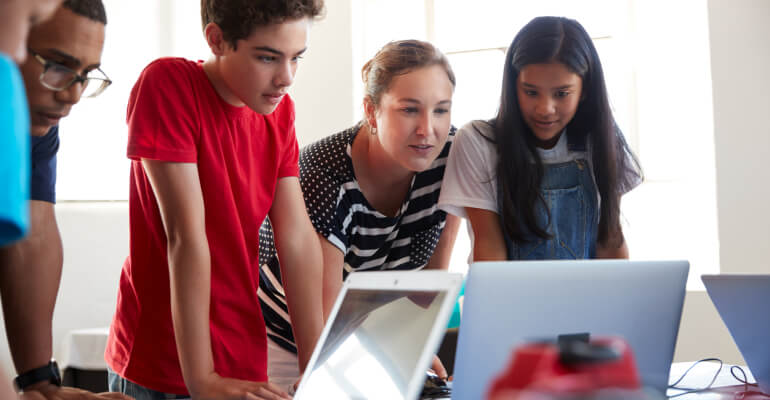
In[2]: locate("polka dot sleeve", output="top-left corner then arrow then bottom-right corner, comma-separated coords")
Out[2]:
297,127 -> 357,252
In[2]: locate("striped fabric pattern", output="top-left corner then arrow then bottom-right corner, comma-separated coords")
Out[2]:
258,123 -> 455,353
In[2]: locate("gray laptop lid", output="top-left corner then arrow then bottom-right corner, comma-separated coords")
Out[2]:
452,260 -> 689,399
702,274 -> 770,394
294,271 -> 462,400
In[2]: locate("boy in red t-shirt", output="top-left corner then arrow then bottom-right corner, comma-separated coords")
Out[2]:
105,1 -> 325,399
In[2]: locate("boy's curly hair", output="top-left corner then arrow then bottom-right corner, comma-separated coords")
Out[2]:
201,0 -> 324,49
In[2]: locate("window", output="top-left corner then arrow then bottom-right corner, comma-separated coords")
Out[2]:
356,0 -> 719,288
56,1 -> 719,288
56,0 -> 209,200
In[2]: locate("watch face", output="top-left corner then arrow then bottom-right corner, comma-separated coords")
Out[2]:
49,360 -> 62,386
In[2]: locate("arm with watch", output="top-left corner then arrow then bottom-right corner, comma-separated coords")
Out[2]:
13,361 -> 61,392
0,202 -> 130,399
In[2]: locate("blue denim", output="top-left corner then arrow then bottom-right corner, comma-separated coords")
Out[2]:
107,368 -> 189,400
500,158 -> 598,260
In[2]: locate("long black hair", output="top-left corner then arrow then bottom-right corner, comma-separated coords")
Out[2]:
492,16 -> 641,247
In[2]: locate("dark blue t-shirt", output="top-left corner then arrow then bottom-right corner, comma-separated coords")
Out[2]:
30,126 -> 59,204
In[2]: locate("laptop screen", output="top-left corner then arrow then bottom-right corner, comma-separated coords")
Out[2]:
702,275 -> 770,394
298,288 -> 447,399
452,260 -> 689,398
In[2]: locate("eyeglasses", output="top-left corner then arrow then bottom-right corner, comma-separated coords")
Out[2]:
29,49 -> 112,98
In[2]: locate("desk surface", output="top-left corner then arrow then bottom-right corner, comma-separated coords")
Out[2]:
60,329 -> 765,400
667,361 -> 763,399
674,386 -> 770,399
435,362 -> 764,399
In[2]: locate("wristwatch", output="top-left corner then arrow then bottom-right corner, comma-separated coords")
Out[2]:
14,360 -> 62,392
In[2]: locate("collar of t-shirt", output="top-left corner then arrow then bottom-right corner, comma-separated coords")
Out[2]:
536,130 -> 570,163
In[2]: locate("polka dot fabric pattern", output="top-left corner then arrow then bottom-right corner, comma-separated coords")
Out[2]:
258,122 -> 456,352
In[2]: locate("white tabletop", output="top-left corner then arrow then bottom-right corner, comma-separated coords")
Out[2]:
60,327 -> 110,370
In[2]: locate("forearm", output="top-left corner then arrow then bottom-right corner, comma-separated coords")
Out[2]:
319,236 -> 344,322
472,239 -> 507,262
466,207 -> 508,262
0,201 -> 62,374
471,223 -> 507,262
167,236 -> 215,394
321,269 -> 342,322
270,177 -> 325,373
276,229 -> 324,373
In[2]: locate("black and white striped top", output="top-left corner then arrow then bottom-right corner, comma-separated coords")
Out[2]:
258,122 -> 456,353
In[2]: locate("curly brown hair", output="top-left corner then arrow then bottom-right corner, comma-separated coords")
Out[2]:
201,0 -> 324,49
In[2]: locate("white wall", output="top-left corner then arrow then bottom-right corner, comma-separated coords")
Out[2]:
710,0 -> 770,274
672,0 -> 770,365
291,0 -> 358,145
3,0 -> 770,374
0,202 -> 128,371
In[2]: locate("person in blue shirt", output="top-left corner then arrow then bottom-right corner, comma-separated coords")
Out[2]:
0,2 -> 123,399
0,0 -> 63,398
0,0 -> 61,247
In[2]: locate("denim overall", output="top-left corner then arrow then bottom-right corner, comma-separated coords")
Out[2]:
500,137 -> 599,260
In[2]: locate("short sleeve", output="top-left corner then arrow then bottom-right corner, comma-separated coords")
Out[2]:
298,132 -> 352,253
300,165 -> 346,251
30,126 -> 60,203
276,96 -> 299,179
438,121 -> 499,218
607,123 -> 643,195
0,55 -> 30,245
126,58 -> 200,163
624,166 -> 643,194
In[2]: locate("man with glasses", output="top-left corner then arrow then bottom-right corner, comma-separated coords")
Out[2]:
0,1 -> 62,398
0,0 -> 62,248
0,1 -> 125,399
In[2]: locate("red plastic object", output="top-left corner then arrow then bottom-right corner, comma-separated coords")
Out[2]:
486,336 -> 641,399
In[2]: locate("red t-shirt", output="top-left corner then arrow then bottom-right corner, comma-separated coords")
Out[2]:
105,57 -> 299,395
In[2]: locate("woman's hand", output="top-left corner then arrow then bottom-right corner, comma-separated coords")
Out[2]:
429,354 -> 448,380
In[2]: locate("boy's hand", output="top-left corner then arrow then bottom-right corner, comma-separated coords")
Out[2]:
191,373 -> 291,400
20,383 -> 133,400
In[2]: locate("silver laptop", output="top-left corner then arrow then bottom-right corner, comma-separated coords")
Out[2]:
451,260 -> 689,398
294,270 -> 463,400
702,274 -> 770,394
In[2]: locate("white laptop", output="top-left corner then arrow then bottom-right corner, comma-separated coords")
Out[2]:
702,274 -> 770,394
451,260 -> 689,399
294,270 -> 463,400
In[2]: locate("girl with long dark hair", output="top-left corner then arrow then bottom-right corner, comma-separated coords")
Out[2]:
439,16 -> 642,261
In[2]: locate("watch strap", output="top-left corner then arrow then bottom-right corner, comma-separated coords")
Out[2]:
14,360 -> 62,392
